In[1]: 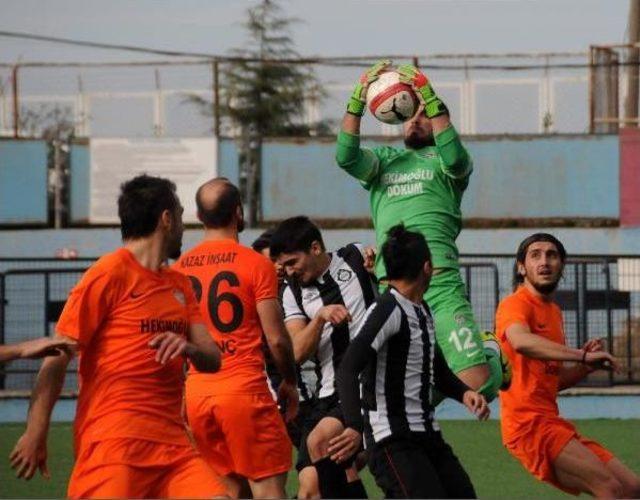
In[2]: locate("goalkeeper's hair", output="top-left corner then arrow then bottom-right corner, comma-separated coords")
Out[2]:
252,228 -> 275,253
118,174 -> 178,240
269,216 -> 325,257
513,232 -> 567,289
382,224 -> 431,280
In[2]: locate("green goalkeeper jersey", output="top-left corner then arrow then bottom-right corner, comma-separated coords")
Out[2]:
336,125 -> 473,274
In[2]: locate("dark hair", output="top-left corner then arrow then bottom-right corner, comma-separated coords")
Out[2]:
118,174 -> 178,240
513,232 -> 567,288
382,224 -> 431,280
252,228 -> 275,253
269,216 -> 325,257
196,178 -> 242,229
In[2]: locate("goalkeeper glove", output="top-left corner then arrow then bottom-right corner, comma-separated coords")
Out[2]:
346,59 -> 391,116
397,64 -> 448,119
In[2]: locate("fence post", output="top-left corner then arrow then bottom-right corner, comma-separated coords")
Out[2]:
212,60 -> 221,137
603,259 -> 615,385
12,64 -> 19,138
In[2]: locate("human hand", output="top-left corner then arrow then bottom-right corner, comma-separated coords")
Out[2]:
18,337 -> 76,360
10,432 -> 49,480
278,380 -> 299,423
397,64 -> 448,118
317,305 -> 352,325
149,331 -> 188,365
347,59 -> 392,116
462,390 -> 490,421
327,427 -> 362,464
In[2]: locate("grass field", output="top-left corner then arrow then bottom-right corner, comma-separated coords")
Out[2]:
1,420 -> 639,498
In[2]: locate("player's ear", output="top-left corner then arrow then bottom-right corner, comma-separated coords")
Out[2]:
160,209 -> 172,229
311,241 -> 322,255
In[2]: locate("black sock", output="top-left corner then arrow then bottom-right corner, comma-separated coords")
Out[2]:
314,457 -> 350,498
346,479 -> 367,499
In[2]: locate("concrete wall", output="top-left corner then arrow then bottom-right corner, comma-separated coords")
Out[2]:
0,134 -> 623,225
260,134 -> 620,220
0,140 -> 48,225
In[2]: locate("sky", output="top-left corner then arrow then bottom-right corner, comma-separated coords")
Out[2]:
0,0 -> 633,63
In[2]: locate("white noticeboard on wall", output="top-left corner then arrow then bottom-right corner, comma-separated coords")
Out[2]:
89,138 -> 217,224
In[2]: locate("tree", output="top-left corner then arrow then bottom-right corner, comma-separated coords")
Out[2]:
191,0 -> 328,226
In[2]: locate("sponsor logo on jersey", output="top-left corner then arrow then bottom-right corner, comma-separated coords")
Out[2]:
337,269 -> 353,282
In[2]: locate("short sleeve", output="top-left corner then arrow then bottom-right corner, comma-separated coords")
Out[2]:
495,295 -> 530,343
56,266 -> 119,347
354,295 -> 401,351
282,285 -> 307,322
178,274 -> 204,326
252,256 -> 279,303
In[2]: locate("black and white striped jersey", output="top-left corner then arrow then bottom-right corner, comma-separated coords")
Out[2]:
281,243 -> 378,399
338,287 -> 469,444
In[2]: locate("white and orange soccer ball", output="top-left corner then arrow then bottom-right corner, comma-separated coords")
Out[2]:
366,71 -> 419,125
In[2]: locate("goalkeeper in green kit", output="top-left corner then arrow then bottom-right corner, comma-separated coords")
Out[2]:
336,60 -> 509,401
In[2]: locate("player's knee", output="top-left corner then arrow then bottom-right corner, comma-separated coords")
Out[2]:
624,476 -> 640,498
306,430 -> 327,462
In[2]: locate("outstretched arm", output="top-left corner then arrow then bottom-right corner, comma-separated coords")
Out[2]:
398,64 -> 472,179
0,337 -> 75,364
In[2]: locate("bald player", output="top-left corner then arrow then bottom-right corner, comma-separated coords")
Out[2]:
175,178 -> 298,499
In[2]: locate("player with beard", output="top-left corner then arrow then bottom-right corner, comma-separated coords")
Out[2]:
10,175 -> 227,498
336,61 -> 508,406
496,233 -> 640,497
175,178 -> 298,499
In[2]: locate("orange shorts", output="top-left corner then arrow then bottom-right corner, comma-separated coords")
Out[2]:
67,438 -> 227,499
505,417 -> 614,495
186,391 -> 292,480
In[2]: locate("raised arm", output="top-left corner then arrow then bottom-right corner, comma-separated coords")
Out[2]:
336,60 -> 390,184
398,64 -> 472,179
0,337 -> 75,364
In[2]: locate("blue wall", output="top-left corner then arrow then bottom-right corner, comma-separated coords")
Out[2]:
0,140 -> 48,224
1,135 -> 621,225
259,135 -> 620,220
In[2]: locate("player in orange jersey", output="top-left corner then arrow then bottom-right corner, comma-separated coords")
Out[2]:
175,178 -> 298,499
496,233 -> 640,498
9,175 -> 227,499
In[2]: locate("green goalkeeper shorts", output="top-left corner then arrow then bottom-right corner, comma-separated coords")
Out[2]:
424,268 -> 487,373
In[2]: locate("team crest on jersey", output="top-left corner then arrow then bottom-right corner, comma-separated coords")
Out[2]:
173,289 -> 186,306
454,312 -> 467,326
337,269 -> 352,282
303,289 -> 318,301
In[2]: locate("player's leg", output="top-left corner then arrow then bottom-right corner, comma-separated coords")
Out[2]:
425,269 -> 504,401
158,449 -> 229,499
553,438 -> 623,497
215,393 -> 291,498
185,393 -> 242,496
605,458 -> 640,498
67,440 -> 156,499
248,472 -> 288,499
307,416 -> 364,498
426,432 -> 476,499
297,466 -> 320,499
368,436 -> 446,498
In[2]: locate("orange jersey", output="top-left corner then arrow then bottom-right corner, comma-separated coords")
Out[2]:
495,285 -> 565,444
174,239 -> 278,394
56,248 -> 203,454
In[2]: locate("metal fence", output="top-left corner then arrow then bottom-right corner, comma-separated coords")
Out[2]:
0,51 -> 606,139
1,254 -> 639,391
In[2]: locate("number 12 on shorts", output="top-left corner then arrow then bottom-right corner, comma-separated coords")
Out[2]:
448,327 -> 477,352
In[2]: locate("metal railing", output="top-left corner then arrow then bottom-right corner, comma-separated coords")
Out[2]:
1,253 -> 639,390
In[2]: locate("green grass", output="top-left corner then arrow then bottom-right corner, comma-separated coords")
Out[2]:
1,420 -> 639,498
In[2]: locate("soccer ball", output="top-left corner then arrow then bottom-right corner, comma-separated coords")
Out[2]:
366,71 -> 419,125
